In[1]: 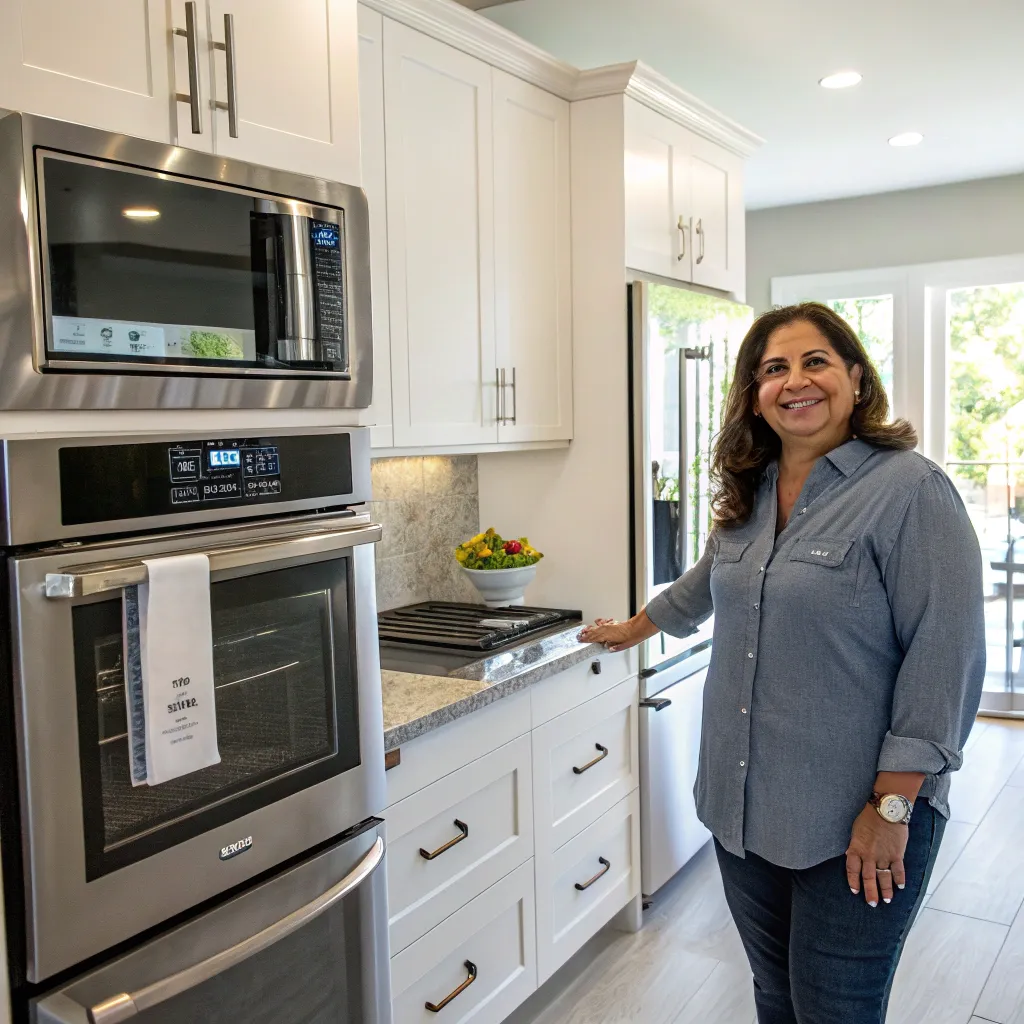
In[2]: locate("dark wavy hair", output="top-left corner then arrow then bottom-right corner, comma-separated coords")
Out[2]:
711,302 -> 917,528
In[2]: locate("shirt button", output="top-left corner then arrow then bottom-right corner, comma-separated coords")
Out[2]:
747,652 -> 754,659
740,761 -> 746,767
799,507 -> 808,515
754,602 -> 759,610
758,565 -> 765,573
741,707 -> 748,714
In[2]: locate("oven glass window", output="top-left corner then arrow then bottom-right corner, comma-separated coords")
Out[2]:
73,559 -> 360,879
40,153 -> 348,374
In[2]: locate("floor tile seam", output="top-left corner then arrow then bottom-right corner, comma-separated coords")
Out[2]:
920,905 -> 1017,928
666,960 -> 727,1024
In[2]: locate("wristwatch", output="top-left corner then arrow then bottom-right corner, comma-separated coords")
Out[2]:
870,792 -> 913,825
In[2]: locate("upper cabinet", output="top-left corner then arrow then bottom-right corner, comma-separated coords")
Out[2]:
624,97 -> 748,300
0,0 -> 173,143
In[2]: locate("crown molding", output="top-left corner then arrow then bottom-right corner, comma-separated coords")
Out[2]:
361,0 -> 763,158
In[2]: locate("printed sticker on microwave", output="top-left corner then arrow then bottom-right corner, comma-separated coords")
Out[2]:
51,316 -> 167,357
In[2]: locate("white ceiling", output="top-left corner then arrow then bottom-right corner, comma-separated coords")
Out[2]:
483,0 -> 1024,209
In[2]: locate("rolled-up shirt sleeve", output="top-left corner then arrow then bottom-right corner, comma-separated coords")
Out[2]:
645,532 -> 716,638
877,470 -> 986,777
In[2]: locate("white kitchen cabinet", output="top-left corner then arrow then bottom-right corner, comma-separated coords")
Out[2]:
0,0 -> 174,143
624,99 -> 745,299
493,71 -> 573,443
383,20 -> 497,448
206,0 -> 361,184
357,4 -> 394,447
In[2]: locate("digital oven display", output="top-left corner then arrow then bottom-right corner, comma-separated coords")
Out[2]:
311,222 -> 340,249
208,449 -> 241,470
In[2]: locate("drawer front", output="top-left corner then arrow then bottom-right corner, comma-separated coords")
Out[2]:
530,650 -> 632,726
533,676 -> 639,851
387,689 -> 531,806
535,790 -> 641,983
390,860 -> 537,1024
386,735 -> 534,954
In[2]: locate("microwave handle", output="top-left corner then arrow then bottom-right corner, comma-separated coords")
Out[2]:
43,836 -> 383,1023
45,518 -> 382,599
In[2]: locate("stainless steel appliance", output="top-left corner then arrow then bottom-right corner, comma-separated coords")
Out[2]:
0,111 -> 372,410
629,279 -> 752,895
0,427 -> 390,1023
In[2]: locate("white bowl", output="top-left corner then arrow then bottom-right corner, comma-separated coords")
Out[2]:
460,564 -> 538,608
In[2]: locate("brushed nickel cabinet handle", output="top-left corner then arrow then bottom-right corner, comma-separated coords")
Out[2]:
419,819 -> 469,861
496,367 -> 505,424
575,857 -> 611,891
695,218 -> 705,265
425,961 -> 477,1013
677,215 -> 687,261
509,366 -> 517,425
572,743 -> 608,775
212,13 -> 239,138
174,2 -> 203,134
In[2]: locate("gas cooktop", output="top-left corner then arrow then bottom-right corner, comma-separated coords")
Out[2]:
377,602 -> 582,654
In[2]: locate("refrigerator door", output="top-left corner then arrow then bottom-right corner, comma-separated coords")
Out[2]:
639,666 -> 710,894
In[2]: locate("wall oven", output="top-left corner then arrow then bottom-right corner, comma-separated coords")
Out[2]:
0,428 -> 389,1020
0,111 -> 372,410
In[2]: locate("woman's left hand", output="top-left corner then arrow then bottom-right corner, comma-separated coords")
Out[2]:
845,804 -> 908,907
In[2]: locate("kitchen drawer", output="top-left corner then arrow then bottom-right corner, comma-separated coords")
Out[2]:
387,689 -> 531,806
386,735 -> 534,954
390,860 -> 537,1024
536,790 -> 641,983
530,649 -> 632,726
533,677 -> 639,852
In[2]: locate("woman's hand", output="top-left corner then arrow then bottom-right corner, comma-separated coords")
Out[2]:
845,804 -> 909,907
578,611 -> 660,652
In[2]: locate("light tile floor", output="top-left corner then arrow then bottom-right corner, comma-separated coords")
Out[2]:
507,717 -> 1024,1024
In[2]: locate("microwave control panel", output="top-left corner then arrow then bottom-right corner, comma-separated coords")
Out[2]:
168,441 -> 282,506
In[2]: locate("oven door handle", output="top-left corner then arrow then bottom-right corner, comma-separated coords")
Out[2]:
82,836 -> 385,1023
44,519 -> 382,599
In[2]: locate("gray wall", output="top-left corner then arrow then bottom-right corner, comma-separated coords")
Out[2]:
746,172 -> 1024,313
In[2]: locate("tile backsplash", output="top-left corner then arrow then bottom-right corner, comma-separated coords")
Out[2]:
371,455 -> 482,611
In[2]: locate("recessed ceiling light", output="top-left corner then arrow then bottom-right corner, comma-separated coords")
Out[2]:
122,207 -> 160,219
888,132 -> 924,147
819,70 -> 862,90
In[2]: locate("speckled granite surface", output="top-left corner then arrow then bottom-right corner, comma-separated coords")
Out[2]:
381,624 -> 601,751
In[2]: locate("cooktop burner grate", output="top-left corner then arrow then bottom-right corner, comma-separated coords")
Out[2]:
378,602 -> 582,652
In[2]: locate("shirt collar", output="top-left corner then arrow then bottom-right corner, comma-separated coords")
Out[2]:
762,438 -> 875,483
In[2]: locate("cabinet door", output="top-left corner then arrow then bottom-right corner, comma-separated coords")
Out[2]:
356,4 -> 393,448
493,72 -> 573,443
689,138 -> 745,298
624,99 -> 690,283
384,21 -> 497,449
206,0 -> 361,185
0,0 -> 173,143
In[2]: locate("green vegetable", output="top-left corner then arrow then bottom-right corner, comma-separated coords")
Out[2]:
184,331 -> 244,360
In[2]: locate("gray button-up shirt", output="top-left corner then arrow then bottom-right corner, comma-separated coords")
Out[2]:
645,439 -> 986,869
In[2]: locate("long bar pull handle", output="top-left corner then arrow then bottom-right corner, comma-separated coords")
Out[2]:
499,367 -> 507,425
88,837 -> 385,1023
496,368 -> 504,425
213,13 -> 239,138
419,820 -> 469,861
509,367 -> 518,426
572,743 -> 608,775
575,857 -> 611,891
695,218 -> 705,265
425,961 -> 477,1013
174,2 -> 203,134
677,215 -> 687,261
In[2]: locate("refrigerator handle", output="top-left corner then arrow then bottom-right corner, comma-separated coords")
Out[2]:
640,697 -> 673,711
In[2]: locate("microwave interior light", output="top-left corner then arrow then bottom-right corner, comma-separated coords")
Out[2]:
122,207 -> 161,220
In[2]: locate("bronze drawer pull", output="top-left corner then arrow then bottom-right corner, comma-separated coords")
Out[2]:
425,960 -> 477,1012
572,743 -> 608,775
419,819 -> 469,861
575,857 -> 611,891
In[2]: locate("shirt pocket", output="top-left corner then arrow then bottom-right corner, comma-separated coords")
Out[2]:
788,537 -> 857,603
713,539 -> 751,566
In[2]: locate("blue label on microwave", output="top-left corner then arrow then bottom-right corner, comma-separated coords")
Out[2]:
311,221 -> 340,249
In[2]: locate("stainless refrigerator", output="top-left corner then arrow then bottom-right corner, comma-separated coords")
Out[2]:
629,278 -> 752,897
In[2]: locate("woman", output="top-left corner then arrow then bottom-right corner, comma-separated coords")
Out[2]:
581,303 -> 985,1024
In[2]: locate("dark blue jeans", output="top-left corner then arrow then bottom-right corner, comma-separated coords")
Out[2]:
715,803 -> 944,1024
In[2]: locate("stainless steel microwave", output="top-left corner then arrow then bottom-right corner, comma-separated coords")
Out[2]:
0,111 -> 372,410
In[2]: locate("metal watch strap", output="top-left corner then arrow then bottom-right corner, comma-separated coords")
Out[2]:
870,791 -> 913,825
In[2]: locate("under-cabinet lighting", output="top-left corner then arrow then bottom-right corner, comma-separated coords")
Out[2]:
819,71 -> 862,90
888,132 -> 924,147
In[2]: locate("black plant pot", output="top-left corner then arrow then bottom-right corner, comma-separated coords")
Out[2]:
653,500 -> 682,585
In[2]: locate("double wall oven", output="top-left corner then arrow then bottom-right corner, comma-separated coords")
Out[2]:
0,428 -> 390,1022
0,111 -> 372,410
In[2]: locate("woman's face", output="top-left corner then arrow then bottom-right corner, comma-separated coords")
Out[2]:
753,321 -> 863,448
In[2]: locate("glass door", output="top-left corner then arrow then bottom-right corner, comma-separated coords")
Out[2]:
633,280 -> 751,674
944,280 -> 1024,712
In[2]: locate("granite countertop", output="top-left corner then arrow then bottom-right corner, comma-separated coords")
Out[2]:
381,623 -> 603,751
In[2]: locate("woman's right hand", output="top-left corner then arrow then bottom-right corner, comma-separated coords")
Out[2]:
579,613 -> 657,652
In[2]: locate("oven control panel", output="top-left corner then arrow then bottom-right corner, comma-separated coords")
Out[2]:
167,440 -> 282,507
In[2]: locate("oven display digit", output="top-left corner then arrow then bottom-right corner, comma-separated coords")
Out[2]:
208,449 -> 241,471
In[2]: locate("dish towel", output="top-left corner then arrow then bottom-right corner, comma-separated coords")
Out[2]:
123,553 -> 220,786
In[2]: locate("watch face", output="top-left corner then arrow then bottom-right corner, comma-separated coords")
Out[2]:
880,795 -> 906,822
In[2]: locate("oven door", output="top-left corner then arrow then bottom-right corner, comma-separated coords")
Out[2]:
31,819 -> 391,1024
10,514 -> 385,982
